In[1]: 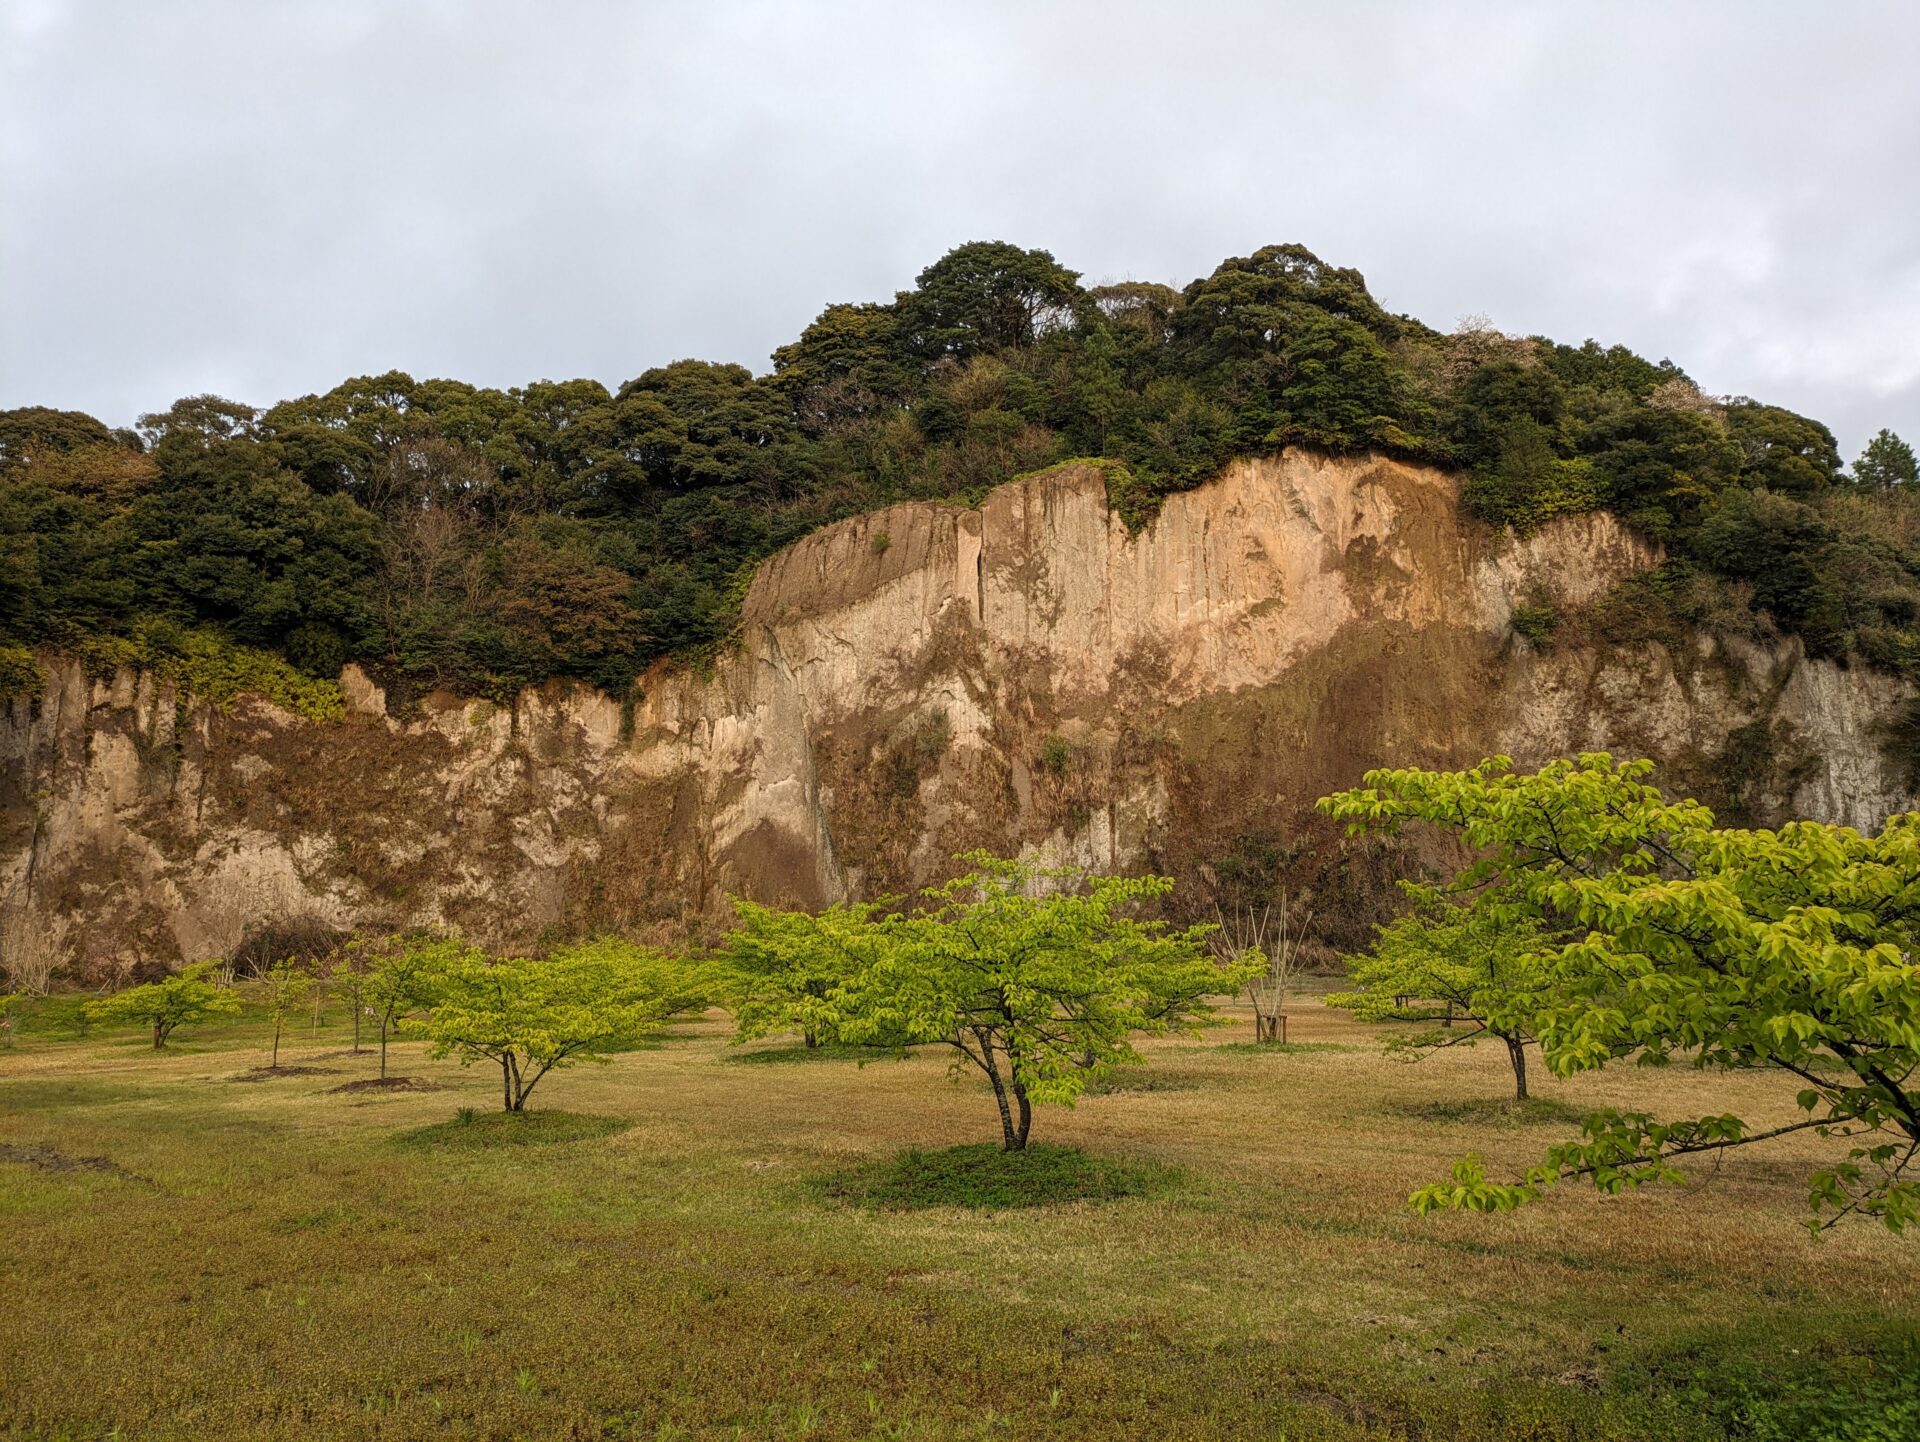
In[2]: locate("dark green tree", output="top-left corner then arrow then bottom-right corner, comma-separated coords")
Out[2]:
899,241 -> 1083,360
1854,429 -> 1917,488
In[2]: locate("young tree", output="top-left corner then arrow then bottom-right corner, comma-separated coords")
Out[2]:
1327,887 -> 1550,1100
85,962 -> 241,1049
356,931 -> 458,1081
253,958 -> 313,1070
798,853 -> 1250,1151
1854,428 -> 1917,488
1210,893 -> 1314,1044
723,897 -> 896,1049
1321,754 -> 1920,1232
410,939 -> 713,1111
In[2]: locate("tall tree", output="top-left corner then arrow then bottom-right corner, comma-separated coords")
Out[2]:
773,854 -> 1247,1151
1321,754 -> 1920,1232
1328,887 -> 1551,1100
900,242 -> 1083,361
1854,428 -> 1918,489
410,939 -> 712,1111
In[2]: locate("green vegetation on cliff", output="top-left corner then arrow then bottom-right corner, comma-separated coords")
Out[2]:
2,242 -> 1914,703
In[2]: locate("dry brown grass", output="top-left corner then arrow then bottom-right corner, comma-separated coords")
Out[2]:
1,994 -> 1914,1439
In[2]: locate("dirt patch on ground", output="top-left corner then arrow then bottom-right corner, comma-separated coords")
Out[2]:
328,1077 -> 440,1094
228,1065 -> 339,1082
0,1142 -> 148,1183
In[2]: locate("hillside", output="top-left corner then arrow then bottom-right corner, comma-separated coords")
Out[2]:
3,241 -> 1917,715
4,449 -> 1911,985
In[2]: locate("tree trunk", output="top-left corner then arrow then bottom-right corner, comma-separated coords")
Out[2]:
379,1017 -> 389,1081
1442,1000 -> 1454,1029
804,1029 -> 819,1050
1506,1033 -> 1529,1101
152,1021 -> 164,1050
271,1019 -> 281,1069
1012,1082 -> 1032,1150
507,1053 -> 527,1111
990,1077 -> 1018,1151
501,1055 -> 513,1112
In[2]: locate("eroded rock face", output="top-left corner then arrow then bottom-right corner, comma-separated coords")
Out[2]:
2,451 -> 1911,982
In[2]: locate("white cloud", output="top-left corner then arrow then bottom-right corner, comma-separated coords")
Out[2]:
2,0 -> 1916,458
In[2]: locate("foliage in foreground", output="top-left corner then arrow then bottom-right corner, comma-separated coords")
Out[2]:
1322,753 -> 1920,1231
728,852 -> 1251,1150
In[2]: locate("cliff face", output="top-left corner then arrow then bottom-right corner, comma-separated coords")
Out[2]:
2,451 -> 1912,983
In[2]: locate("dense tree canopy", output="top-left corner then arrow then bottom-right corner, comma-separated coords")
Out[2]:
408,937 -> 714,1111
83,961 -> 239,1050
1327,887 -> 1553,1101
3,242 -> 1913,704
1322,755 -> 1920,1232
727,854 -> 1245,1150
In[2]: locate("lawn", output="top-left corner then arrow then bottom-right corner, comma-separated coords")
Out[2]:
1,993 -> 1915,1440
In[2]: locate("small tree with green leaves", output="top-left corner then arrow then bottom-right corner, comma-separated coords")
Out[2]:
0,992 -> 16,1048
410,939 -> 714,1111
1328,887 -> 1551,1100
253,958 -> 313,1069
1321,753 -> 1920,1232
356,931 -> 457,1080
723,897 -> 895,1049
787,853 -> 1248,1151
85,962 -> 240,1049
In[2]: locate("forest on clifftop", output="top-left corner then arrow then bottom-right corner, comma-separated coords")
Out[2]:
2,242 -> 1916,713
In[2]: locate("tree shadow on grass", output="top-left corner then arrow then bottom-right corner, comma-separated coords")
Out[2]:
722,1042 -> 907,1066
815,1143 -> 1184,1211
1385,1096 -> 1590,1127
395,1109 -> 632,1149
1080,1068 -> 1199,1096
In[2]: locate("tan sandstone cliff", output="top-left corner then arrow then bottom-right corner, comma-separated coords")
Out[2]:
2,450 -> 1912,983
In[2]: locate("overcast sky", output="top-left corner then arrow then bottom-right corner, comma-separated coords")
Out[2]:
3,0 -> 1917,459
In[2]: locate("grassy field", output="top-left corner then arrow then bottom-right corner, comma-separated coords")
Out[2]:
2,991 -> 1916,1441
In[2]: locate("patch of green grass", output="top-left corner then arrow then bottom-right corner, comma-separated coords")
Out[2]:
1387,1096 -> 1591,1127
396,1108 -> 631,1150
1212,1040 -> 1359,1055
1611,1326 -> 1920,1442
818,1143 -> 1184,1211
721,1040 -> 904,1066
1081,1068 -> 1198,1096
7,994 -> 100,1040
5,997 -> 1918,1440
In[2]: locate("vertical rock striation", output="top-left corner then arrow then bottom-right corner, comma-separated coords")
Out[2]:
3,451 -> 1911,980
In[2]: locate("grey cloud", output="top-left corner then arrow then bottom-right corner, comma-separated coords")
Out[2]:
3,0 -> 1916,459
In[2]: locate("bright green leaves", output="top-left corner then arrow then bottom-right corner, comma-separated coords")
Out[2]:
722,897 -> 900,1049
721,852 -> 1247,1149
1322,754 -> 1920,1232
1328,885 -> 1551,1098
407,938 -> 715,1111
84,961 -> 240,1048
1409,1155 -> 1539,1216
